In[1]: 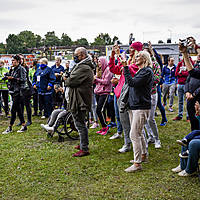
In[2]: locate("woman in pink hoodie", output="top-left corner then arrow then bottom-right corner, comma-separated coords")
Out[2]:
94,56 -> 113,135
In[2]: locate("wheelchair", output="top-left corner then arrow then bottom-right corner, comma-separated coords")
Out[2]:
47,111 -> 79,142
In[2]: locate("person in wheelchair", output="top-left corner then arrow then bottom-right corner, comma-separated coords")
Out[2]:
40,108 -> 68,134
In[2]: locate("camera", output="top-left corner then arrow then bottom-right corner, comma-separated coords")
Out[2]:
143,43 -> 149,49
179,38 -> 189,47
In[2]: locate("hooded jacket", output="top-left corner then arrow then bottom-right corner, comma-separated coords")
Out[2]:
65,56 -> 94,114
94,57 -> 113,95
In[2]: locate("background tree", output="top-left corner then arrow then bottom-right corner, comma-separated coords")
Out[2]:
60,33 -> 72,46
43,31 -> 60,47
92,33 -> 113,46
74,38 -> 89,46
0,43 -> 6,54
6,34 -> 23,54
112,36 -> 121,45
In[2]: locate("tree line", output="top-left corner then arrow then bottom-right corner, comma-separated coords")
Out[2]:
0,31 -> 121,54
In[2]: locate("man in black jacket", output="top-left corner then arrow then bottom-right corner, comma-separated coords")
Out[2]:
65,47 -> 94,157
2,55 -> 27,134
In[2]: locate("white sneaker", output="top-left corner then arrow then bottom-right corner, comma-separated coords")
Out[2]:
109,133 -> 123,140
2,126 -> 12,134
125,164 -> 142,172
172,165 -> 182,173
118,144 -> 131,153
90,122 -> 99,129
155,140 -> 161,149
41,124 -> 49,130
178,170 -> 194,177
41,116 -> 46,119
45,126 -> 54,133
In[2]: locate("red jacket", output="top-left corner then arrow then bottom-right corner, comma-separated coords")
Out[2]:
175,60 -> 190,85
109,56 -> 138,99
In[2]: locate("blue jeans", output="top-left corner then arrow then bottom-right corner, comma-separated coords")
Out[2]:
185,130 -> 200,142
114,95 -> 122,133
178,84 -> 188,118
180,139 -> 200,174
157,85 -> 167,123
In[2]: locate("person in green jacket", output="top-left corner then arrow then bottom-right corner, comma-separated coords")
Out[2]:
0,60 -> 9,116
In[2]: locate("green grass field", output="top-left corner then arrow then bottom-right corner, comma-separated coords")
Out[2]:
0,96 -> 200,200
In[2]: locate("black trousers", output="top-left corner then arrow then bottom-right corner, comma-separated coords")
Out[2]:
95,94 -> 108,128
21,96 -> 32,123
10,94 -> 25,125
187,95 -> 200,131
0,90 -> 9,115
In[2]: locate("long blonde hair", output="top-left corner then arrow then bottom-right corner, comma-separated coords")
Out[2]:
139,51 -> 152,68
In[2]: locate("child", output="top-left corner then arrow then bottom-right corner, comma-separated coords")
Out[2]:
176,101 -> 200,158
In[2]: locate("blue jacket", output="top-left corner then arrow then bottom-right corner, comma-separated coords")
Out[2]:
51,64 -> 65,84
33,65 -> 56,95
161,65 -> 176,84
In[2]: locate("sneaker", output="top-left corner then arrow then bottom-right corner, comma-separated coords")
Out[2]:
107,122 -> 117,128
172,165 -> 182,173
90,122 -> 99,129
173,116 -> 182,121
41,116 -> 46,119
160,121 -> 167,126
125,164 -> 142,172
109,133 -> 123,140
178,170 -> 195,177
45,126 -> 54,133
100,127 -> 109,135
0,112 -> 3,116
176,139 -> 188,147
96,127 -> 105,134
168,107 -> 174,112
155,140 -> 161,149
40,124 -> 50,130
26,121 -> 32,126
2,126 -> 12,134
72,150 -> 90,157
179,150 -> 189,159
147,137 -> 155,144
17,126 -> 27,133
75,145 -> 80,150
118,144 -> 131,153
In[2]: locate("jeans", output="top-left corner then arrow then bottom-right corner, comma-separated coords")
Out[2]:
90,92 -> 98,122
145,93 -> 159,141
72,110 -> 89,151
185,130 -> 200,142
157,85 -> 167,123
177,84 -> 188,118
117,99 -> 131,146
114,95 -> 122,133
180,139 -> 200,174
162,83 -> 176,107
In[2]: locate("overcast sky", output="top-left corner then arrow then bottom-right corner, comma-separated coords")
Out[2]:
0,0 -> 200,45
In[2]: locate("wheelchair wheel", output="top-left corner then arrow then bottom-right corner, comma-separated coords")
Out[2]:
65,112 -> 79,140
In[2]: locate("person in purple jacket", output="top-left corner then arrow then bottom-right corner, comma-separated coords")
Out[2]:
94,56 -> 113,136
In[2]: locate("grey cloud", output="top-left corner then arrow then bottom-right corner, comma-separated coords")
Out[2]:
0,0 -> 38,12
0,19 -> 25,29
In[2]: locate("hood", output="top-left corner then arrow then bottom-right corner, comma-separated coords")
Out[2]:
98,56 -> 108,72
77,56 -> 94,70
